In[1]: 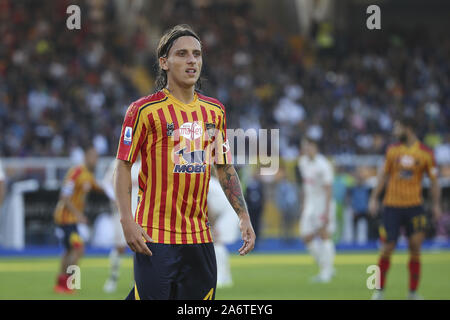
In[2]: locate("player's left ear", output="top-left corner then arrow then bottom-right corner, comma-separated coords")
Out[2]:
159,56 -> 169,71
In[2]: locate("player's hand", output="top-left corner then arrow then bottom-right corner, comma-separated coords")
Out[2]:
121,218 -> 154,256
432,203 -> 442,223
238,215 -> 256,256
212,227 -> 220,241
78,214 -> 88,224
368,197 -> 379,217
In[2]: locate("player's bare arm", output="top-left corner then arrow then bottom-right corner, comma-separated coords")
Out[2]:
60,196 -> 87,224
430,178 -> 442,222
215,164 -> 256,256
369,169 -> 388,217
114,159 -> 153,256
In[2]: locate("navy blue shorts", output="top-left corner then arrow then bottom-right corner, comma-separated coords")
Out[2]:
379,206 -> 427,243
55,224 -> 84,250
126,242 -> 217,300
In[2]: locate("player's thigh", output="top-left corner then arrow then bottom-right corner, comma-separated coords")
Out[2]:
324,201 -> 337,236
380,206 -> 401,243
300,207 -> 316,239
133,243 -> 176,300
58,224 -> 84,251
176,243 -> 217,300
404,206 -> 427,239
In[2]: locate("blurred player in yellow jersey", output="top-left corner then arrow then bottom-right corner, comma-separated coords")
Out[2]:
53,145 -> 103,293
369,116 -> 442,300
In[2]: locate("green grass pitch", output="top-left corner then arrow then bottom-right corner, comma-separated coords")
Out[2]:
0,251 -> 449,300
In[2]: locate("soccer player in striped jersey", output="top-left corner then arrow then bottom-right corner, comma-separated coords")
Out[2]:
114,25 -> 255,300
369,116 -> 442,300
53,144 -> 103,293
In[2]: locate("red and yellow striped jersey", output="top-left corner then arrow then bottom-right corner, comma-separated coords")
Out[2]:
383,141 -> 438,207
116,89 -> 233,244
54,165 -> 101,225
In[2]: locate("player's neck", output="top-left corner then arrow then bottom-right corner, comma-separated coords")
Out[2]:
405,135 -> 418,147
165,83 -> 196,104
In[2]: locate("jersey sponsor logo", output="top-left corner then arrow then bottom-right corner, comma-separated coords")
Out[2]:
173,148 -> 206,173
124,126 -> 132,145
173,121 -> 207,173
176,148 -> 205,164
399,155 -> 415,167
179,122 -> 203,140
173,164 -> 206,173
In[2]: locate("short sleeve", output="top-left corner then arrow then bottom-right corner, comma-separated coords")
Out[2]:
117,103 -> 148,164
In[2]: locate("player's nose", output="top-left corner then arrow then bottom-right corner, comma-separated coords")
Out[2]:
186,52 -> 197,64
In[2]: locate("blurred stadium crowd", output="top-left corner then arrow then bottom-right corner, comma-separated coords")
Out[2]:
0,0 -> 449,245
1,0 -> 449,162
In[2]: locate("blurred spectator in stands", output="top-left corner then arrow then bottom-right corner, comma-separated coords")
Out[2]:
0,0 -> 449,165
0,158 -> 5,208
348,168 -> 371,244
332,165 -> 349,242
244,169 -> 265,248
274,166 -> 300,243
435,134 -> 450,166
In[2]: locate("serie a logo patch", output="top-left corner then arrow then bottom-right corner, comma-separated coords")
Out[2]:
124,126 -> 132,145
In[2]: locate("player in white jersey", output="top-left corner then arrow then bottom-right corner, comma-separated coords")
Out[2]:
207,169 -> 240,288
102,158 -> 141,293
298,137 -> 336,283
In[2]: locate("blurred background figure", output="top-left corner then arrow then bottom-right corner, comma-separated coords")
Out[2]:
348,168 -> 371,245
101,158 -> 141,293
0,158 -> 5,210
208,168 -> 240,288
244,169 -> 265,249
275,165 -> 300,243
298,137 -> 336,283
53,144 -> 104,294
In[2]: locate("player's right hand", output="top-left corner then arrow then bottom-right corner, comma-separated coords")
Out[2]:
368,197 -> 379,217
121,219 -> 154,256
78,214 -> 88,224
